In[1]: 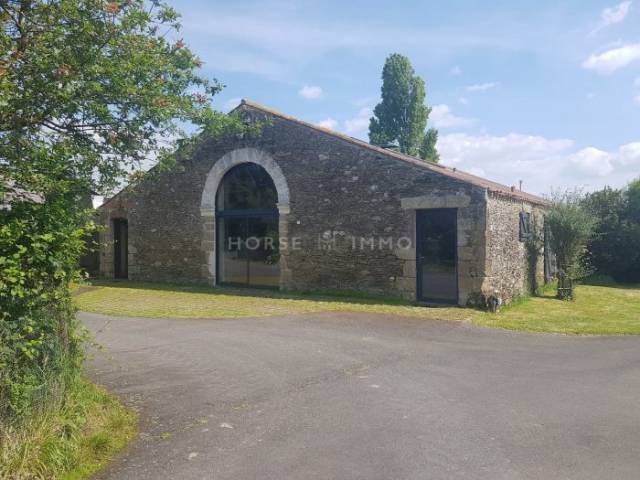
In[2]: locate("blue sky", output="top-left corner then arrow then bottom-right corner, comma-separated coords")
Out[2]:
170,0 -> 640,195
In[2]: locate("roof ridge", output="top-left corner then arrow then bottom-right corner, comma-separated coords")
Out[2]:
236,99 -> 547,206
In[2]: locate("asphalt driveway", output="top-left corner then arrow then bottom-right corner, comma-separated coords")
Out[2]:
82,311 -> 640,480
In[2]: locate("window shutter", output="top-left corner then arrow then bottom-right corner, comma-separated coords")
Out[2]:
519,212 -> 530,241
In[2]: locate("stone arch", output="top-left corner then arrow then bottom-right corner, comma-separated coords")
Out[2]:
200,147 -> 290,216
199,148 -> 291,286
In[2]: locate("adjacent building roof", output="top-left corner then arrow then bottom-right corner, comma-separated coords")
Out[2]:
236,99 -> 547,206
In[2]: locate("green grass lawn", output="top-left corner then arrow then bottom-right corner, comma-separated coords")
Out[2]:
75,280 -> 640,335
479,284 -> 640,335
75,281 -> 478,322
1,380 -> 136,480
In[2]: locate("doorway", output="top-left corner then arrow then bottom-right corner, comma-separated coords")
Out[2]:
113,219 -> 128,279
215,163 -> 280,288
416,209 -> 458,304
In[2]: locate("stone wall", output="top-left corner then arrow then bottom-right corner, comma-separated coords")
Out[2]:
98,158 -> 209,284
97,105 -> 542,305
484,193 -> 546,303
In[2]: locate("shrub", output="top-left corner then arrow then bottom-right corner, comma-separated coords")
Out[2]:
0,196 -> 93,420
582,179 -> 640,283
546,190 -> 597,300
0,380 -> 136,480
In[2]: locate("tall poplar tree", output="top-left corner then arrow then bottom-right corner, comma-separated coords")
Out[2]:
368,54 -> 439,163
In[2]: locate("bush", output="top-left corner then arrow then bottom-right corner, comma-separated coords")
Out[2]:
0,380 -> 136,480
583,274 -> 618,287
0,196 -> 93,421
546,190 -> 596,300
583,179 -> 640,283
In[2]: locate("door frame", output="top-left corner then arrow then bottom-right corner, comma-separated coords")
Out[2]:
415,208 -> 459,305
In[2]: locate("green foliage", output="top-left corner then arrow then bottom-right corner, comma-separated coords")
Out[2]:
124,110 -> 268,191
0,379 -> 136,480
0,0 -> 229,431
419,128 -> 440,163
546,190 -> 597,300
525,215 -> 544,294
0,0 -> 224,197
0,197 -> 92,418
627,178 -> 640,223
583,274 -> 617,287
368,53 -> 439,162
582,179 -> 640,282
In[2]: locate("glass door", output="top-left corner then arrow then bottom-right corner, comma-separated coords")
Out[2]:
217,216 -> 248,285
416,209 -> 458,304
246,217 -> 280,287
217,215 -> 279,288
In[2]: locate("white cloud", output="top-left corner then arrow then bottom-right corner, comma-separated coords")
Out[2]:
591,1 -> 632,34
635,94 -> 640,105
298,85 -> 323,99
450,65 -> 462,76
344,107 -> 373,136
458,97 -> 469,105
437,133 -> 640,194
222,97 -> 242,112
429,104 -> 474,128
618,142 -> 640,165
195,49 -> 285,80
317,118 -> 338,130
352,97 -> 375,107
568,147 -> 614,177
465,82 -> 499,92
582,43 -> 640,74
183,9 -> 521,67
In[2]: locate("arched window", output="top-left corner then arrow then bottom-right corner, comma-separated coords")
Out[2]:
216,162 -> 278,212
216,163 -> 280,287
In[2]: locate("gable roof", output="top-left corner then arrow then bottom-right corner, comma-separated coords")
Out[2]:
236,99 -> 547,206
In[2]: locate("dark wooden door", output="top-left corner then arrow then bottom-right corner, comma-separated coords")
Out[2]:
113,219 -> 128,279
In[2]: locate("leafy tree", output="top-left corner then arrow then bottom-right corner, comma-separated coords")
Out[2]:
420,128 -> 439,163
627,178 -> 640,224
0,0 -> 228,197
582,187 -> 626,279
0,0 -> 232,420
583,179 -> 640,282
369,54 -> 439,162
546,190 -> 597,299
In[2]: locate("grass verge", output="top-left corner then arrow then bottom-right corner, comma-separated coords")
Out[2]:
74,280 -> 478,322
0,380 -> 136,480
74,280 -> 640,335
476,284 -> 640,335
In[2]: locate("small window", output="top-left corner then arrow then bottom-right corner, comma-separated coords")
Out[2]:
519,211 -> 531,241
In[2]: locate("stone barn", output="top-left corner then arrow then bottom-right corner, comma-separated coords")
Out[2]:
97,100 -> 549,307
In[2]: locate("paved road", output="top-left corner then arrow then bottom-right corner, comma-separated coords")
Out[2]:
82,311 -> 640,480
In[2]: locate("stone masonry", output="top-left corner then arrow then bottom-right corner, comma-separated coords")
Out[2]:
98,100 -> 548,306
